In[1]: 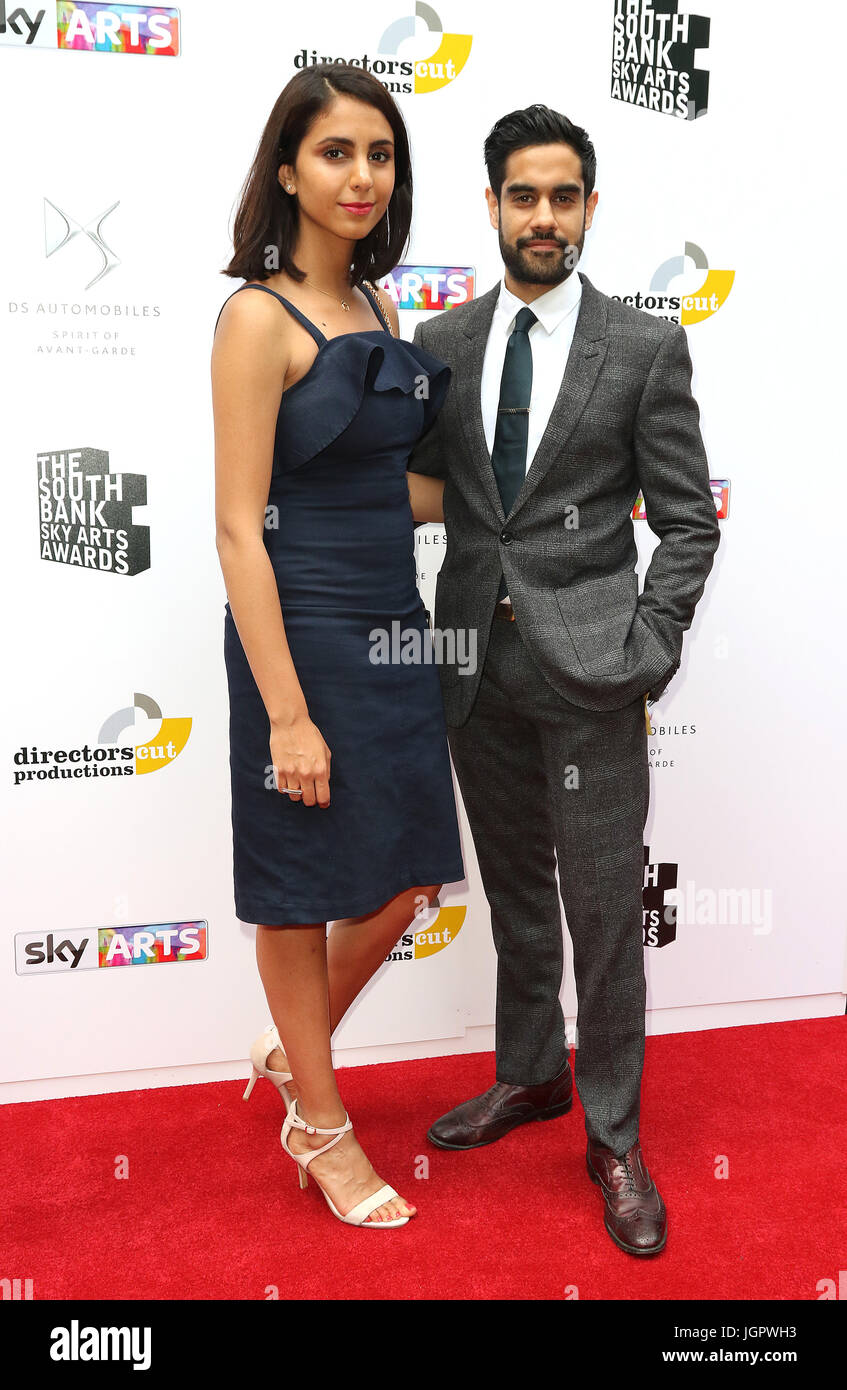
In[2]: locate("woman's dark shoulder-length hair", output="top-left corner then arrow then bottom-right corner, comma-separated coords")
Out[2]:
223,63 -> 412,287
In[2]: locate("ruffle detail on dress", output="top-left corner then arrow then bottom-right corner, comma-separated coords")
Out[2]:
274,332 -> 451,472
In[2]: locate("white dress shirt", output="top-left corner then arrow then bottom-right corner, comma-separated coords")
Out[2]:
481,269 -> 583,602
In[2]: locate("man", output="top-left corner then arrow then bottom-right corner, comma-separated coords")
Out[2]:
406,105 -> 720,1256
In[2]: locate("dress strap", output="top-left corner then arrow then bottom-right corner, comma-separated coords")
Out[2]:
360,280 -> 393,335
213,283 -> 328,346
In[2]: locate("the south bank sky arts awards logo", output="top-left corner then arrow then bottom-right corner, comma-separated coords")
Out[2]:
38,446 -> 150,573
643,845 -> 678,948
296,2 -> 471,94
611,0 -> 710,120
12,691 -> 191,786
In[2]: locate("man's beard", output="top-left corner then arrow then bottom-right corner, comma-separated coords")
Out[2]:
499,219 -> 585,286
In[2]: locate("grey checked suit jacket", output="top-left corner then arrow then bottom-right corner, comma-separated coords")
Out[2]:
407,270 -> 721,726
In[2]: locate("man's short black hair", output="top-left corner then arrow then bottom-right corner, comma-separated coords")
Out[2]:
484,104 -> 596,203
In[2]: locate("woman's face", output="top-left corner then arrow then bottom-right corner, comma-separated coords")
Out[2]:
281,94 -> 396,242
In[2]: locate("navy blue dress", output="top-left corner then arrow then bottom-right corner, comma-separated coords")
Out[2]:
215,280 -> 465,924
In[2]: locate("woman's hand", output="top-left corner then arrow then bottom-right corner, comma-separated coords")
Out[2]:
270,714 -> 331,807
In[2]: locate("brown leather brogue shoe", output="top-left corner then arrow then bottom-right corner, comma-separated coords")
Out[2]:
427,1063 -> 573,1150
586,1138 -> 667,1255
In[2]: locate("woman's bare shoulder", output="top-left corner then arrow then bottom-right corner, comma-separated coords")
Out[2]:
212,284 -> 293,388
215,282 -> 291,338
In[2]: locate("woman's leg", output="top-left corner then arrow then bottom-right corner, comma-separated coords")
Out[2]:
265,883 -> 440,1068
256,897 -> 437,1223
326,882 -> 441,1028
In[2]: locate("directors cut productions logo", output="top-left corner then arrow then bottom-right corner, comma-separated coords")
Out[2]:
15,921 -> 207,975
38,446 -> 150,574
0,3 -> 180,54
12,691 -> 192,786
295,3 -> 472,94
386,897 -> 467,962
611,0 -> 710,120
612,242 -> 735,327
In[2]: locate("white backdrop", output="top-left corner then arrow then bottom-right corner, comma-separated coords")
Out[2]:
2,0 -> 845,1101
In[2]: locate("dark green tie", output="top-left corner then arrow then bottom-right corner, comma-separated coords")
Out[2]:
491,305 -> 536,601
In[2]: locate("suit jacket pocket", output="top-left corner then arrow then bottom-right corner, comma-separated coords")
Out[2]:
555,569 -> 646,677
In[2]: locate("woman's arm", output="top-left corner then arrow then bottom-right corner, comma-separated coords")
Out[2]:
212,291 -> 330,806
377,292 -> 448,525
406,470 -> 445,524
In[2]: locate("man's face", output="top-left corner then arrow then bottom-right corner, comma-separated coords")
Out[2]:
485,142 -> 598,287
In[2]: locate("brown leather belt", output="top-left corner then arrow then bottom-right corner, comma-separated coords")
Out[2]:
494,599 -> 516,622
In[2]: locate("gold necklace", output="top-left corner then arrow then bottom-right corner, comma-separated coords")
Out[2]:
302,278 -> 352,312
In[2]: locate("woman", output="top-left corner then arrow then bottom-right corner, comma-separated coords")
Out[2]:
211,63 -> 464,1229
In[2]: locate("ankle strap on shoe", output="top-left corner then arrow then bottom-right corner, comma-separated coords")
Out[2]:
283,1099 -> 353,1169
289,1098 -> 352,1139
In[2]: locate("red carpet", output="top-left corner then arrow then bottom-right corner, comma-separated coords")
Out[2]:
1,1016 -> 844,1300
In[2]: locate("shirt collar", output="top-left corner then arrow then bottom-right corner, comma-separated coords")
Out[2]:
496,267 -> 583,335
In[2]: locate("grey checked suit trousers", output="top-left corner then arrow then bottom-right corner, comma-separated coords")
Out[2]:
447,609 -> 649,1153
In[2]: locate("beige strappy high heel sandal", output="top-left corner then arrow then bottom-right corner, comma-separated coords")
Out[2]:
281,1098 -> 411,1229
242,1022 -> 294,1109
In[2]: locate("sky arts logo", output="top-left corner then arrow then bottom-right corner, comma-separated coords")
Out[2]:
634,479 -> 729,521
295,3 -> 472,95
611,0 -> 710,120
377,265 -> 474,311
15,922 -> 207,975
0,3 -> 180,53
385,900 -> 466,962
611,242 -> 735,326
38,447 -> 150,573
12,691 -> 192,785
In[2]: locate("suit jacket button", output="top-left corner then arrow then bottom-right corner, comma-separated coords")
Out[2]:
500,529 -> 513,544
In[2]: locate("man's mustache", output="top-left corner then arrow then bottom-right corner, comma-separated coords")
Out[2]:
517,236 -> 569,249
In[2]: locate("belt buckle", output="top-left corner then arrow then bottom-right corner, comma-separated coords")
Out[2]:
496,600 -> 516,622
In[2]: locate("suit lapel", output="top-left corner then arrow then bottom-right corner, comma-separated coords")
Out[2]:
455,271 -> 609,522
510,272 -> 608,517
455,281 -> 505,521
